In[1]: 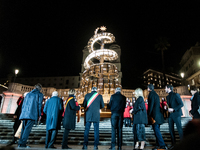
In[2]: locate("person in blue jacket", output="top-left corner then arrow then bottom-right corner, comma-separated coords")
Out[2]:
18,83 -> 43,148
43,91 -> 63,148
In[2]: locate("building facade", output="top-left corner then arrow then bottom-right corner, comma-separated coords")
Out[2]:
180,42 -> 200,79
143,69 -> 182,89
0,76 -> 80,89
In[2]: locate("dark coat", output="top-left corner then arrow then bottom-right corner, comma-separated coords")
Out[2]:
166,92 -> 184,119
190,92 -> 200,119
13,97 -> 24,131
57,98 -> 64,130
148,90 -> 164,125
108,92 -> 126,114
43,96 -> 63,131
83,91 -> 104,122
62,95 -> 80,130
133,96 -> 148,124
19,89 -> 43,121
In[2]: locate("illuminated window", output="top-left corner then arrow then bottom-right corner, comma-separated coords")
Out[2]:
155,79 -> 157,81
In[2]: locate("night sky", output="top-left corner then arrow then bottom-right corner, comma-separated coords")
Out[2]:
0,1 -> 200,89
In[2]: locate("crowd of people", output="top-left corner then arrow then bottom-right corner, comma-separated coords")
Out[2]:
4,83 -> 200,150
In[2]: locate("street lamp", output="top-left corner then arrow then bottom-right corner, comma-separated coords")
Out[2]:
180,72 -> 185,86
14,69 -> 19,83
180,72 -> 184,78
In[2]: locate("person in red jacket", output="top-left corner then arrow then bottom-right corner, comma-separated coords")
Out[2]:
124,102 -> 131,127
144,99 -> 148,113
160,98 -> 168,119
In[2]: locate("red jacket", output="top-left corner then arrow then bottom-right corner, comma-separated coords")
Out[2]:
124,105 -> 131,118
160,101 -> 167,109
145,103 -> 148,112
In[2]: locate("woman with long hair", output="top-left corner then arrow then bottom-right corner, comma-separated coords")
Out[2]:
131,88 -> 148,150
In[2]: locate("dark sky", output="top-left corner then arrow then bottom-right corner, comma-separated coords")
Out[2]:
0,1 -> 200,88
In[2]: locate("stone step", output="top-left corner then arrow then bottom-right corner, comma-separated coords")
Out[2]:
0,115 -> 192,146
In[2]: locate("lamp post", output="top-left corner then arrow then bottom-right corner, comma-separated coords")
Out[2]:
180,72 -> 184,78
180,72 -> 185,86
14,69 -> 19,83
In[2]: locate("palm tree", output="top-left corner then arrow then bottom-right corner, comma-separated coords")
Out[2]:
155,37 -> 170,87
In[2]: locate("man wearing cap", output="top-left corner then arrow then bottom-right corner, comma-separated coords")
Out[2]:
107,87 -> 126,150
82,87 -> 104,150
18,83 -> 43,148
43,91 -> 63,148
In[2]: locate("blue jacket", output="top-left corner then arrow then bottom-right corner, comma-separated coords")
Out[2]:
43,96 -> 63,131
19,89 -> 43,121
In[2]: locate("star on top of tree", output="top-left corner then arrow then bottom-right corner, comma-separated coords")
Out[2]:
100,26 -> 107,31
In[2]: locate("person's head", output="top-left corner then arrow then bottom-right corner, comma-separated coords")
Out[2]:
91,87 -> 97,92
34,83 -> 42,91
165,84 -> 173,93
23,92 -> 28,97
190,86 -> 199,95
134,88 -> 144,99
115,87 -> 121,93
147,84 -> 154,91
68,89 -> 76,95
52,91 -> 58,97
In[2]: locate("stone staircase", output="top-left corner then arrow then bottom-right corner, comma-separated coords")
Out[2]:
0,114 -> 192,147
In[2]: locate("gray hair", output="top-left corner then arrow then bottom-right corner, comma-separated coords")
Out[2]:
35,83 -> 42,91
92,87 -> 97,91
115,87 -> 121,92
52,91 -> 58,97
68,89 -> 76,95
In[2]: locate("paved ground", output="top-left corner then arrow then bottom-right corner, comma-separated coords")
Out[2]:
0,144 -> 155,150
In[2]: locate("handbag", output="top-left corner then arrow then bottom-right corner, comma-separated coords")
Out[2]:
148,116 -> 156,125
14,121 -> 22,138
